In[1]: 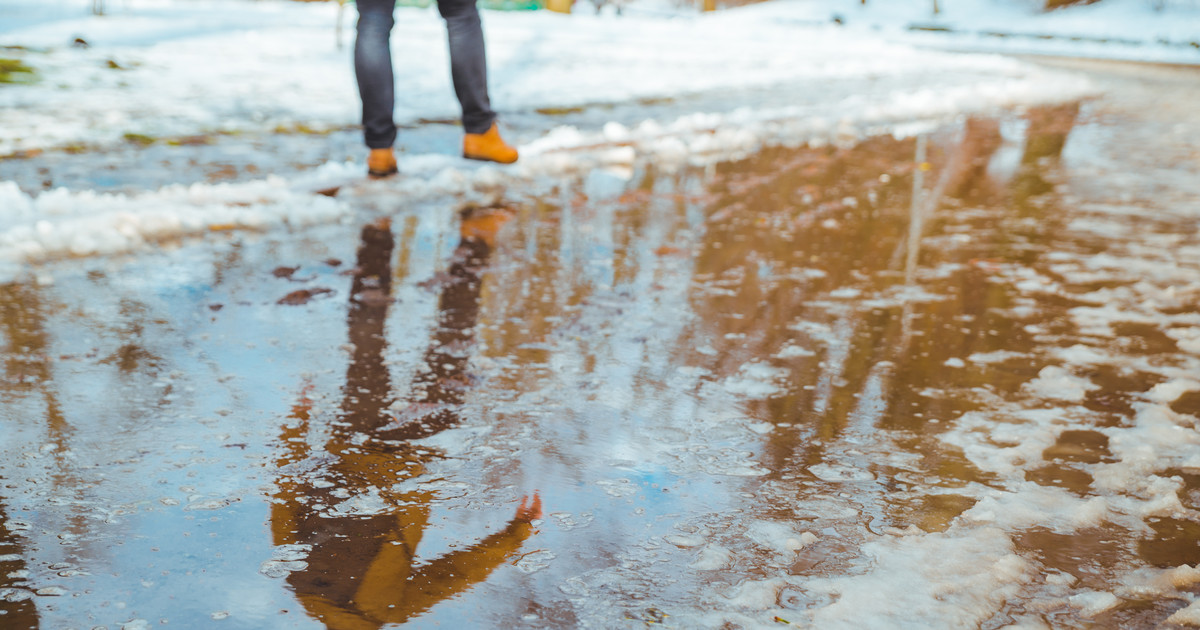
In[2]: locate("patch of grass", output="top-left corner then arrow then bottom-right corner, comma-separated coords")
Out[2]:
123,132 -> 157,146
908,24 -> 953,33
636,96 -> 674,107
166,135 -> 216,147
413,117 -> 461,126
536,105 -> 587,116
0,58 -> 36,84
272,122 -> 333,135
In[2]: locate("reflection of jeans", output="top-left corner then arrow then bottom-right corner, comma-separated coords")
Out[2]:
355,0 -> 496,149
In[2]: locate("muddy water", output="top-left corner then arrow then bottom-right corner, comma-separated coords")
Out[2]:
3,63 -> 1200,629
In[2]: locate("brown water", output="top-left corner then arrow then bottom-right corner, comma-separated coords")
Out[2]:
2,61 -> 1200,629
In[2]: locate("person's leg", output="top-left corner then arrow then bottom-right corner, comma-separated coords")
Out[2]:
437,0 -> 495,135
355,0 -> 397,150
438,0 -> 517,163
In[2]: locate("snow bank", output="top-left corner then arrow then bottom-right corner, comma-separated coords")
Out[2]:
0,56 -> 1095,280
0,178 -> 348,279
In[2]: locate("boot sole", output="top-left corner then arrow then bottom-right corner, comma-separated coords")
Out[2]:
367,168 -> 398,179
462,153 -> 518,165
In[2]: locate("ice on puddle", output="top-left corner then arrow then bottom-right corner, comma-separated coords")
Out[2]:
801,528 -> 1033,628
808,463 -> 874,482
724,362 -> 788,399
1167,327 -> 1200,354
259,559 -> 308,579
1050,344 -> 1114,367
1168,601 -> 1200,627
327,487 -> 391,517
1022,365 -> 1099,402
944,357 -> 966,368
967,350 -> 1027,365
269,544 -> 312,563
514,550 -> 555,574
596,479 -> 638,498
962,485 -> 1110,532
1067,591 -> 1120,617
1146,379 -> 1200,405
663,534 -> 705,548
746,421 -> 774,435
726,576 -> 795,610
744,521 -> 817,556
1045,571 -> 1078,587
0,588 -> 33,603
690,545 -> 733,570
774,344 -> 816,359
940,407 -> 1070,477
549,512 -> 594,531
183,497 -> 237,511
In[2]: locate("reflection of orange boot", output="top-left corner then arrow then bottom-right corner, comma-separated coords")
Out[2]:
459,206 -> 514,249
367,148 -> 398,179
462,123 -> 518,164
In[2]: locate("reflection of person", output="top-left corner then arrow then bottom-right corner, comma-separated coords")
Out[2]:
271,210 -> 540,629
1011,102 -> 1079,208
356,0 -> 518,178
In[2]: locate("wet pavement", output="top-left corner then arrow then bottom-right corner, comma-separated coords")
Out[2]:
3,60 -> 1200,629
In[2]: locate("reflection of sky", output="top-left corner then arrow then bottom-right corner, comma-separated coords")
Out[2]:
0,197 -> 749,627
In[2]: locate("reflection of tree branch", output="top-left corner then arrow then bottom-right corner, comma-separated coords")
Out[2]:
0,283 -> 82,495
0,495 -> 39,628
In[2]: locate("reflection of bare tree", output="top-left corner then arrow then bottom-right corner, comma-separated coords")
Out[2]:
97,299 -> 163,375
0,282 -> 96,549
271,210 -> 541,629
682,129 -> 1028,480
0,496 -> 38,629
0,283 -> 68,447
677,105 -> 1084,523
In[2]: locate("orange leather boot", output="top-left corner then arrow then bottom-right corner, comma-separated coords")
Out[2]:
462,123 -> 518,164
367,148 -> 398,179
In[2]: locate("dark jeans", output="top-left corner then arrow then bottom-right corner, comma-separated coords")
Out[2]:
355,0 -> 497,149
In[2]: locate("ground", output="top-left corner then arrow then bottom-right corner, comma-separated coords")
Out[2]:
2,1 -> 1200,629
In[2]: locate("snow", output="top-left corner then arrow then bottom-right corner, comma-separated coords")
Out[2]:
799,528 -> 1035,629
7,0 -> 1184,277
1023,365 -> 1100,402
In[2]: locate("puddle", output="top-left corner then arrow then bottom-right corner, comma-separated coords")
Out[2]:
2,64 -> 1200,628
